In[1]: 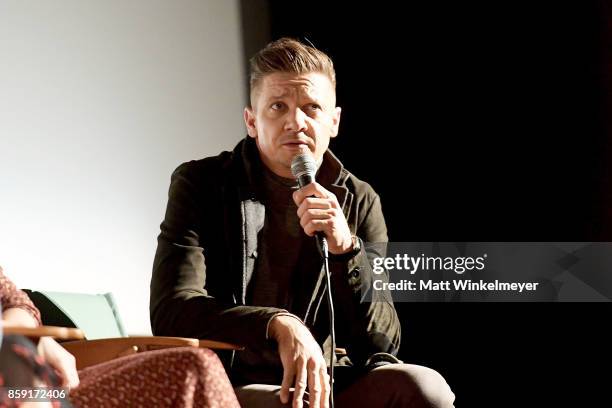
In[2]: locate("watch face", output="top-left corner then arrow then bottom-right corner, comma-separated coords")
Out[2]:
352,236 -> 361,252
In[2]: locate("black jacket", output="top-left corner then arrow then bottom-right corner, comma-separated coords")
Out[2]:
150,137 -> 400,372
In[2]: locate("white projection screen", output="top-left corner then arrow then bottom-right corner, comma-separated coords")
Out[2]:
0,0 -> 247,334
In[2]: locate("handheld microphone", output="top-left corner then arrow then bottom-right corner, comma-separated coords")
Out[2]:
291,152 -> 329,258
291,151 -> 335,408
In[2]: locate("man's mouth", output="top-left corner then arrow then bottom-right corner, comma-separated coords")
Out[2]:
282,140 -> 311,149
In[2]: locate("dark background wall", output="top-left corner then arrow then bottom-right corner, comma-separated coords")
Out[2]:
241,1 -> 611,406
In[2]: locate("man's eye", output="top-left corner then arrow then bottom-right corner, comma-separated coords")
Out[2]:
307,104 -> 322,111
271,102 -> 285,110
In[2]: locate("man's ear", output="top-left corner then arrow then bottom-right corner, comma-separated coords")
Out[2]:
330,106 -> 342,138
244,107 -> 257,138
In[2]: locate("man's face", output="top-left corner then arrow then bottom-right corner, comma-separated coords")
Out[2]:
244,72 -> 341,178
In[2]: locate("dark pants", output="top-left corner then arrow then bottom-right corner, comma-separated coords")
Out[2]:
234,363 -> 455,408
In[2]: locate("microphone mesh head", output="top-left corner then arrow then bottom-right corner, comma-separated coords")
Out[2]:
291,152 -> 318,186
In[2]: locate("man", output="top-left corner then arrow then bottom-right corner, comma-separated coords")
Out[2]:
151,38 -> 454,408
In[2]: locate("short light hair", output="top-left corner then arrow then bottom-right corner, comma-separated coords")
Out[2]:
249,38 -> 336,106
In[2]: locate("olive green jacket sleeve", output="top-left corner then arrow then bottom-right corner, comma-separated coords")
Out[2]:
150,162 -> 287,349
328,183 -> 401,367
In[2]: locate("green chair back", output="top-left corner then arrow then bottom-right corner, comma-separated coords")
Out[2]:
23,290 -> 127,339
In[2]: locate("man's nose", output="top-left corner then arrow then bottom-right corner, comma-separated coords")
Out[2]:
284,107 -> 308,133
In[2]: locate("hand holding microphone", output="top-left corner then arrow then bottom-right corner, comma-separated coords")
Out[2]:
291,152 -> 354,256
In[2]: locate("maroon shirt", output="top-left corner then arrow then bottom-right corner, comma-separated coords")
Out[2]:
0,265 -> 42,325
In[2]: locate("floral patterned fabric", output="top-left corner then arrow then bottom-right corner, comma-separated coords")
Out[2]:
0,267 -> 240,407
0,266 -> 41,325
71,347 -> 240,408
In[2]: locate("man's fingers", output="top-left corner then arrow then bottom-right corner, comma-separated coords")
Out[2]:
293,183 -> 327,202
280,366 -> 294,404
299,209 -> 334,228
296,198 -> 332,218
293,359 -> 308,408
303,219 -> 335,237
320,366 -> 330,408
308,360 -> 322,408
293,183 -> 337,207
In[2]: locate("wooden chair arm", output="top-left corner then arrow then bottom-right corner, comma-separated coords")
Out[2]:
2,325 -> 85,341
62,336 -> 243,370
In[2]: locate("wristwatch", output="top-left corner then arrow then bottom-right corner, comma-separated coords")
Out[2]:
329,235 -> 361,262
349,234 -> 361,254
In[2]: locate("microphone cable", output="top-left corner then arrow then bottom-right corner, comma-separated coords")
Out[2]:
317,236 -> 335,408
